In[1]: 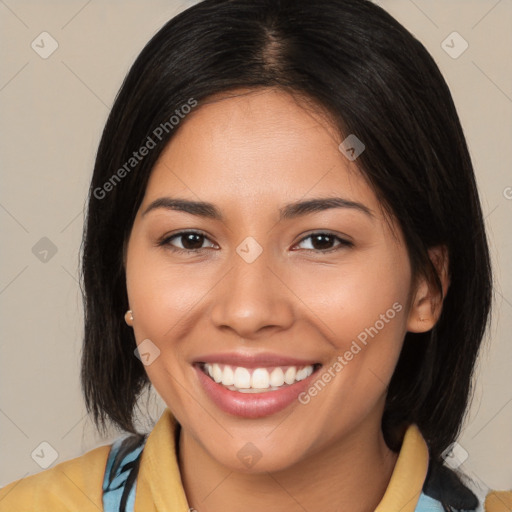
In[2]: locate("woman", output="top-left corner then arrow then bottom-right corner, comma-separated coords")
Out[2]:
1,0 -> 509,511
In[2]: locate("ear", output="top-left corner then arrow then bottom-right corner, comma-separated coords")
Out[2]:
407,245 -> 450,333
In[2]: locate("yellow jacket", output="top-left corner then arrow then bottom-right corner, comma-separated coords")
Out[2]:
0,408 -> 510,511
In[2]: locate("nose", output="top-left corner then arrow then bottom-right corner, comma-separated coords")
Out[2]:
209,247 -> 295,340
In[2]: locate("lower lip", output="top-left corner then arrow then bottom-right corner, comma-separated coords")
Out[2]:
194,364 -> 320,418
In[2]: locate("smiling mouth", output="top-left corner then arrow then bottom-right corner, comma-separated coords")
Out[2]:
197,362 -> 322,393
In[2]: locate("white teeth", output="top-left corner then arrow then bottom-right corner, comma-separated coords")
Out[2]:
284,367 -> 296,385
202,363 -> 317,392
222,365 -> 234,386
269,367 -> 285,387
296,367 -> 307,381
212,363 -> 223,383
251,368 -> 270,389
296,366 -> 313,381
233,367 -> 251,388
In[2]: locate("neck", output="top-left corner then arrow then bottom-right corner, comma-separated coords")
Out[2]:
178,416 -> 399,512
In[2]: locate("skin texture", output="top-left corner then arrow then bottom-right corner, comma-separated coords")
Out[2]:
124,88 -> 449,512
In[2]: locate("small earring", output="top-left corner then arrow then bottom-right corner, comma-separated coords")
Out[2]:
124,310 -> 134,325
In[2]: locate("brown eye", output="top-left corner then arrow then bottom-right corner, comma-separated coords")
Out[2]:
160,231 -> 216,253
177,233 -> 206,250
294,232 -> 353,252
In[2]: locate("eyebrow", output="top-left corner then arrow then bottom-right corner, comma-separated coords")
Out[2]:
142,196 -> 374,221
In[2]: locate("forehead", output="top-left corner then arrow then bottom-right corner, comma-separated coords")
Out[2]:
143,88 -> 383,220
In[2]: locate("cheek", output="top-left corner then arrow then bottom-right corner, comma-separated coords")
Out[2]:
288,249 -> 411,396
289,264 -> 409,439
125,241 -> 209,341
291,251 -> 409,341
125,240 -> 206,412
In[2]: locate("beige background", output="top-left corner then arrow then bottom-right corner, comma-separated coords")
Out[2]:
0,0 -> 511,497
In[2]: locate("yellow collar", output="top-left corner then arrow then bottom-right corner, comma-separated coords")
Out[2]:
135,408 -> 429,511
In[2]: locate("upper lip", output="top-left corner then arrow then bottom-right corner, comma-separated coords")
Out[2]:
192,351 -> 320,369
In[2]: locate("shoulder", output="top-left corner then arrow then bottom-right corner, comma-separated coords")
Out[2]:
0,442 -> 111,512
484,491 -> 512,512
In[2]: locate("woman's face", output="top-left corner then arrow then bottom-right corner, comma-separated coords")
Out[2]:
124,88 -> 426,472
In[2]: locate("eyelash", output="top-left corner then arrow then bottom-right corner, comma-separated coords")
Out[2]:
158,230 -> 353,254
